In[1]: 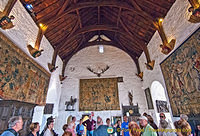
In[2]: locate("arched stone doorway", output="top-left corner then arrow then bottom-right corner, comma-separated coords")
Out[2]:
151,81 -> 174,126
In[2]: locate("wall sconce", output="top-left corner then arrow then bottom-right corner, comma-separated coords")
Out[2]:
0,0 -> 17,30
136,72 -> 143,81
188,7 -> 200,23
153,19 -> 176,55
48,49 -> 58,72
48,63 -> 58,72
27,44 -> 43,58
27,23 -> 47,58
145,60 -> 155,70
188,0 -> 200,23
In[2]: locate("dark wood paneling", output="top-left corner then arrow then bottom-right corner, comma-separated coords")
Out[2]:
0,100 -> 36,135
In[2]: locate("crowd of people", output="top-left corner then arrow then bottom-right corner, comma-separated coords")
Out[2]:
1,112 -> 200,136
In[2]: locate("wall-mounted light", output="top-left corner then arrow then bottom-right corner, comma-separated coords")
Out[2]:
26,4 -> 33,12
159,18 -> 163,23
39,23 -> 48,31
187,0 -> 200,23
153,18 -> 176,55
27,24 -> 47,58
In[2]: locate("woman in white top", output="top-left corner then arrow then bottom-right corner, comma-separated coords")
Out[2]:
44,121 -> 54,136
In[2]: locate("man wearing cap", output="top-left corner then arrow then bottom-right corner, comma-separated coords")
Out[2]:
139,116 -> 157,136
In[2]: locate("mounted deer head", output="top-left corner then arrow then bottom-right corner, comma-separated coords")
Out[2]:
87,65 -> 110,77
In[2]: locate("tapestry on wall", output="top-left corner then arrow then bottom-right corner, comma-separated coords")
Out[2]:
0,32 -> 50,105
79,78 -> 120,111
160,28 -> 200,117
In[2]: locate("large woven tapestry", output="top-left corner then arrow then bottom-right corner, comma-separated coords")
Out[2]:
160,28 -> 200,117
79,78 -> 120,111
0,32 -> 50,105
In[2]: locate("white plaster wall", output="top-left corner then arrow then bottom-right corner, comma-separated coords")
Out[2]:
139,0 -> 200,125
0,0 -> 63,128
0,0 -> 8,11
55,45 -> 146,135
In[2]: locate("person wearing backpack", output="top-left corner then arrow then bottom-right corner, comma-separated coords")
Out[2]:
1,116 -> 23,136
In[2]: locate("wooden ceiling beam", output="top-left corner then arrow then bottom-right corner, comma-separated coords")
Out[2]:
116,35 -> 142,53
119,18 -> 146,46
115,37 -> 139,57
61,33 -> 95,60
59,37 -> 82,57
101,8 -> 117,24
56,0 -> 71,16
130,0 -> 167,13
43,0 -> 155,27
46,15 -> 77,38
114,7 -> 121,39
52,19 -> 79,46
59,30 -> 96,56
51,8 -> 95,45
56,24 -> 145,49
36,8 -> 61,24
74,0 -> 86,45
102,32 -> 141,55
102,7 -> 153,41
35,0 -> 60,20
119,17 -> 154,66
98,6 -> 100,24
121,11 -> 156,31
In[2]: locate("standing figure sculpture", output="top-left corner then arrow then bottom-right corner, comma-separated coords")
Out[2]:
128,91 -> 133,106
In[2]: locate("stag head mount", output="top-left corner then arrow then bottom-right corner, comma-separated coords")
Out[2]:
87,64 -> 110,77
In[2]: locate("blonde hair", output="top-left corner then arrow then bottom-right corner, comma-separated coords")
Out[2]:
128,121 -> 141,136
29,122 -> 39,131
174,119 -> 191,136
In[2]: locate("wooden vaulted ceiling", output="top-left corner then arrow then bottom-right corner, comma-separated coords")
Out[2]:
21,0 -> 176,63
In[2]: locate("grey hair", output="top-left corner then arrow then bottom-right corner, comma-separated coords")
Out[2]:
180,114 -> 188,121
8,116 -> 22,128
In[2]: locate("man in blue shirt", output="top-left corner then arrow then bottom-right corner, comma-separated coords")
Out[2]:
121,115 -> 129,136
76,119 -> 85,136
1,116 -> 23,136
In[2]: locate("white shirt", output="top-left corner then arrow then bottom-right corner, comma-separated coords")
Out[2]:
44,129 -> 54,136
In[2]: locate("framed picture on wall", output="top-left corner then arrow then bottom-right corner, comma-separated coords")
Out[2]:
144,88 -> 154,109
111,116 -> 121,125
156,100 -> 169,113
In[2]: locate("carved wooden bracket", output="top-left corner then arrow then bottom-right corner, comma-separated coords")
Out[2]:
145,60 -> 155,70
134,58 -> 143,81
59,60 -> 67,82
27,24 -> 47,58
136,72 -> 143,81
154,19 -> 176,55
143,46 -> 155,70
48,49 -> 58,72
0,0 -> 17,30
188,0 -> 200,23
